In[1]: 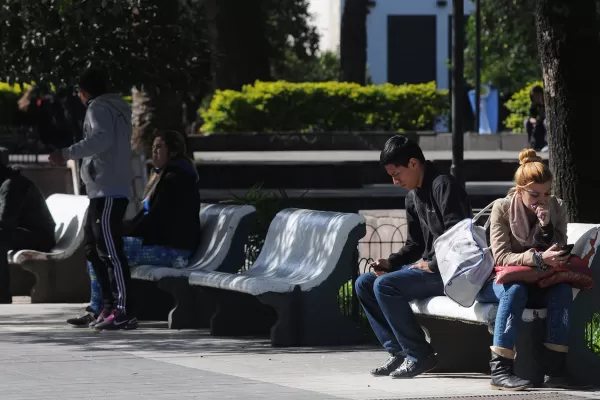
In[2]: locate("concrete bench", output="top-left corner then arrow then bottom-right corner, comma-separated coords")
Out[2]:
9,194 -> 90,303
189,208 -> 366,346
130,203 -> 256,329
411,222 -> 600,387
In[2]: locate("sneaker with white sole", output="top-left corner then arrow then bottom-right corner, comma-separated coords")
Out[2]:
93,309 -> 138,331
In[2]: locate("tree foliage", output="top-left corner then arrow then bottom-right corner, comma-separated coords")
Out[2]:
266,0 -> 321,80
0,0 -> 210,94
464,0 -> 540,96
0,0 -> 323,91
465,0 -> 600,96
272,51 -> 340,83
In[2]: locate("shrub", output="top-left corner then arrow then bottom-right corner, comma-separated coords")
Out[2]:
504,81 -> 543,133
200,80 -> 449,133
0,84 -> 26,126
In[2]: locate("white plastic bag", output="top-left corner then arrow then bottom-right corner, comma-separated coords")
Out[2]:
434,202 -> 495,307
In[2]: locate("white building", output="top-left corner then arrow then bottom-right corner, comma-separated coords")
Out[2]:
308,0 -> 474,90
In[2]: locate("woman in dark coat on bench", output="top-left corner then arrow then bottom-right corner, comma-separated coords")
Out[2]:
67,130 -> 201,328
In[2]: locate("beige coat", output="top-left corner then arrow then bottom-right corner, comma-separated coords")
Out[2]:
489,195 -> 568,266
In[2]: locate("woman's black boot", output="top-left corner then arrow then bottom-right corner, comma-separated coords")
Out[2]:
542,347 -> 593,390
490,350 -> 533,391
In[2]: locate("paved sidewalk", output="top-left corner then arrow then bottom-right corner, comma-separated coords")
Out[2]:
0,302 -> 597,400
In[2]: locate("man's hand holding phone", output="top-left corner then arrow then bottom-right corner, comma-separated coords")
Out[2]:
369,259 -> 390,276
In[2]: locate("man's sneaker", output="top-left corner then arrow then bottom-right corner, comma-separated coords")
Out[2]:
89,308 -> 111,328
370,354 -> 405,376
93,309 -> 139,331
66,307 -> 98,328
390,353 -> 438,379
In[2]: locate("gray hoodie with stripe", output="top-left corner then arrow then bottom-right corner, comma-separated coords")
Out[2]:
61,94 -> 133,199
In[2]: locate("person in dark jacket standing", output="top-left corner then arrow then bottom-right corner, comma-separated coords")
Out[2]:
355,135 -> 472,379
67,130 -> 201,328
0,163 -> 56,303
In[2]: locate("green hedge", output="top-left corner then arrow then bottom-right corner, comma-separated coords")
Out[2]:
200,81 -> 449,133
504,81 -> 543,133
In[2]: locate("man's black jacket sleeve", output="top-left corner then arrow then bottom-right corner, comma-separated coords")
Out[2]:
387,194 -> 424,271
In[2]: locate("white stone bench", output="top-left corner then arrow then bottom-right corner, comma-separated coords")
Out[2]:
188,208 -> 366,346
9,194 -> 90,303
130,203 -> 256,329
411,223 -> 600,386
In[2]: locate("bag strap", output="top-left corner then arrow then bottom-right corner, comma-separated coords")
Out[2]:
473,200 -> 496,227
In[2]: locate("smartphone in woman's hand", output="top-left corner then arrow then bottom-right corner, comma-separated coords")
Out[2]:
559,244 -> 574,256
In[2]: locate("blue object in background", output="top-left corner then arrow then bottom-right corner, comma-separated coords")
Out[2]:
468,85 -> 499,134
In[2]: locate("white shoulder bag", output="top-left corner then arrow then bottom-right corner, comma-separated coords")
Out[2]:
433,202 -> 495,307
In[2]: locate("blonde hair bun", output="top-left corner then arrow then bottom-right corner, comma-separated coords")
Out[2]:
518,148 -> 542,165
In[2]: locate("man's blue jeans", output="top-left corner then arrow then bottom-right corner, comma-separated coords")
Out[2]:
355,265 -> 444,362
476,281 -> 573,350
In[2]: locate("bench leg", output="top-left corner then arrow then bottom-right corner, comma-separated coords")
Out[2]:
9,264 -> 35,296
130,279 -> 173,321
158,278 -> 215,330
21,255 -> 90,303
260,286 -> 364,347
209,289 -> 277,337
417,316 -> 491,373
513,318 -> 545,386
567,290 -> 600,387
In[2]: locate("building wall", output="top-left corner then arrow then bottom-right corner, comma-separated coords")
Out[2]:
360,0 -> 473,89
310,0 -> 473,89
307,0 -> 341,53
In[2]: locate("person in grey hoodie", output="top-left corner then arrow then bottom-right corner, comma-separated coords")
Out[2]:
49,67 -> 137,330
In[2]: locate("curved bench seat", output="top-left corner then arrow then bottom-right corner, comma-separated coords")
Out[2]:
412,222 -> 600,386
189,208 -> 366,346
130,203 -> 256,329
9,194 -> 89,303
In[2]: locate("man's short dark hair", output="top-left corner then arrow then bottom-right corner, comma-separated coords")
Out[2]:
379,135 -> 426,167
78,67 -> 108,97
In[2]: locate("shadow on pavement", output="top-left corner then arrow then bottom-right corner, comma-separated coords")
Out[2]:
0,309 -> 378,356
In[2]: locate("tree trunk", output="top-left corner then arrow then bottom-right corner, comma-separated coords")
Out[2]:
534,0 -> 600,222
340,0 -> 369,84
131,86 -> 184,155
204,0 -> 271,90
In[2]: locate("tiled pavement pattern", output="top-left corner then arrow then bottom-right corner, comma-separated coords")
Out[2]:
0,301 -> 598,400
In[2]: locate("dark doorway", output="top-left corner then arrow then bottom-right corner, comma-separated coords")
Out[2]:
387,15 -> 436,85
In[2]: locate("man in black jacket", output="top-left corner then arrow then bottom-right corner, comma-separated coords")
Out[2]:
0,163 -> 56,303
355,135 -> 472,378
